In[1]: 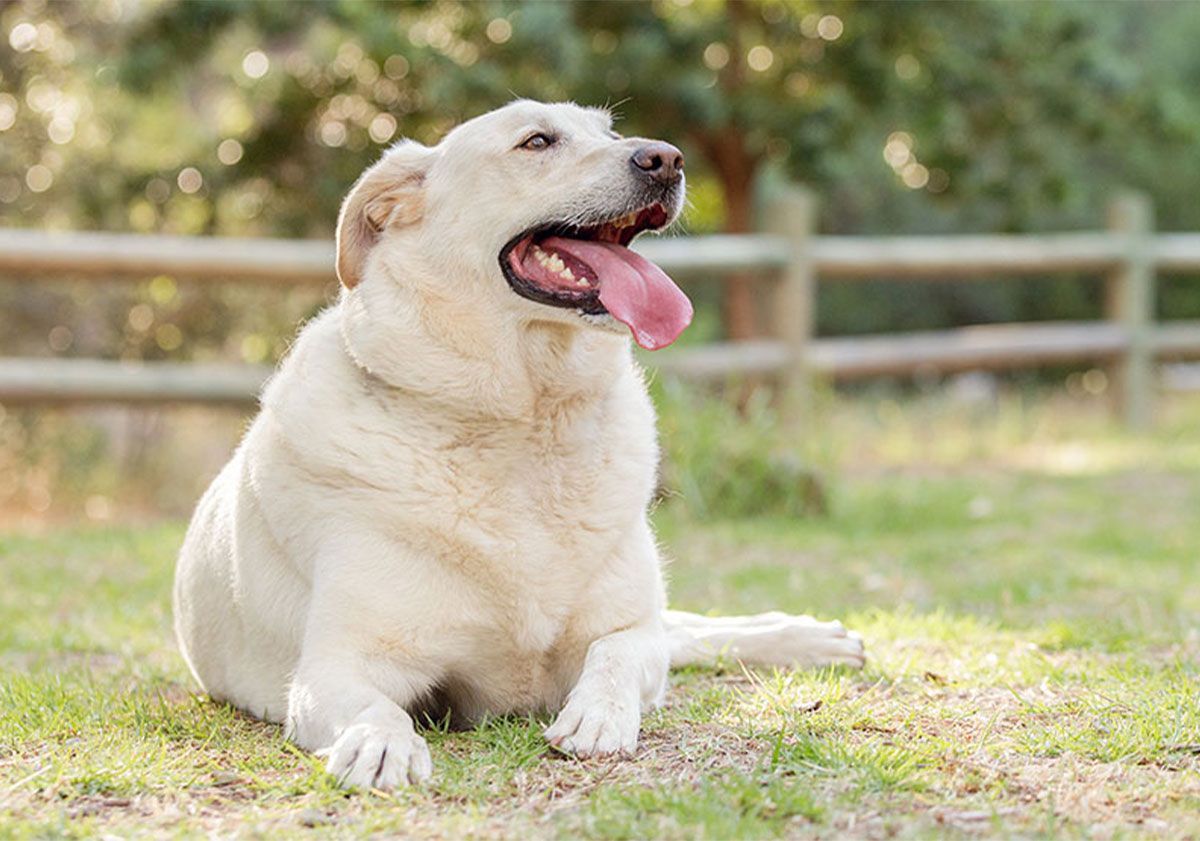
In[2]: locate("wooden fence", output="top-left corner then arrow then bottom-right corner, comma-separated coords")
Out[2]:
2,188 -> 1200,427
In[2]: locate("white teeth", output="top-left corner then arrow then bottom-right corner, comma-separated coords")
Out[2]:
576,278 -> 590,288
532,245 -> 569,274
560,267 -> 574,282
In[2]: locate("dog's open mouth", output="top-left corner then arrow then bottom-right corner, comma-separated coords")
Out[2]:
500,203 -> 693,350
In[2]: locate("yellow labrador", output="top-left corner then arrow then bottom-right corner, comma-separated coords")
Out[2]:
174,100 -> 863,790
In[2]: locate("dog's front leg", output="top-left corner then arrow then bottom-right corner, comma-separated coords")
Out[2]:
286,652 -> 434,789
284,578 -> 437,790
544,623 -> 668,758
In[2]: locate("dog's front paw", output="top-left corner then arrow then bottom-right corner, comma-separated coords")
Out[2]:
321,722 -> 432,790
545,686 -> 640,758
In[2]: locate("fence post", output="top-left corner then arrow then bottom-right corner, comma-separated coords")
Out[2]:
762,186 -> 817,420
1105,191 -> 1155,429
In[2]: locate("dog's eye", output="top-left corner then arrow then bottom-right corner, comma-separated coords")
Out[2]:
519,133 -> 555,151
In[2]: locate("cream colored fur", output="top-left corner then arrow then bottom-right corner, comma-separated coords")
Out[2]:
174,100 -> 863,791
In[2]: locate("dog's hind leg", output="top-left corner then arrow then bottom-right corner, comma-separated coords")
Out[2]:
663,609 -> 865,669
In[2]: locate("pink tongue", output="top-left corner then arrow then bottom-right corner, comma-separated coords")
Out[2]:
540,237 -> 693,350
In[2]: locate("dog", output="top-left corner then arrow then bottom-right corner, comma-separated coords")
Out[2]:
174,100 -> 863,790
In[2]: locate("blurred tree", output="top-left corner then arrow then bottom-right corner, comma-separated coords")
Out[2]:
2,0 -> 1199,353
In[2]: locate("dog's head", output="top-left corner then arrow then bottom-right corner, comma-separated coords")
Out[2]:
336,100 -> 693,351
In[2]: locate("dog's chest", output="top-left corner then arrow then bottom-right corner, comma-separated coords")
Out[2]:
429,407 -> 651,559
412,409 -> 649,647
346,388 -> 657,696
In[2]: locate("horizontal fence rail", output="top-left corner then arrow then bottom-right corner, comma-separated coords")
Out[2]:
6,226 -> 1200,280
0,358 -> 272,405
2,188 -> 1199,425
5,320 -> 1198,404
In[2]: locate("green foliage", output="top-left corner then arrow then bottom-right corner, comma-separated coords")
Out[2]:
654,380 -> 828,520
4,0 -> 1200,359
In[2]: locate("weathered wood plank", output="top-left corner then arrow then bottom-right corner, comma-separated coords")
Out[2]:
1153,234 -> 1200,272
649,340 -> 791,381
648,322 -> 1150,383
1152,320 -> 1200,358
7,227 -> 1185,284
0,228 -> 336,283
811,233 -> 1125,278
6,321 -> 1199,404
635,234 -> 790,274
1106,193 -> 1155,429
764,187 -> 818,416
809,322 -> 1129,379
0,228 -> 789,281
0,358 -> 271,405
1162,362 -> 1200,392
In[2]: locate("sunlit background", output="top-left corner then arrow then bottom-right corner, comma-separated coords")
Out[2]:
3,0 -> 1200,522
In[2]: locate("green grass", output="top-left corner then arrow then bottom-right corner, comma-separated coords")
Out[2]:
2,392 -> 1199,838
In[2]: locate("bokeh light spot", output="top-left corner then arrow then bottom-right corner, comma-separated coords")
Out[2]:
884,133 -> 913,168
369,113 -> 397,144
1082,368 -> 1108,395
0,93 -> 17,131
47,117 -> 74,144
786,72 -> 811,97
384,55 -> 410,79
895,53 -> 921,80
128,200 -> 156,230
703,42 -> 730,70
901,162 -> 930,189
149,275 -> 177,304
25,164 -> 53,192
747,45 -> 774,72
48,325 -> 73,352
241,50 -> 270,80
8,22 -> 37,52
155,323 -> 183,351
320,121 -> 347,147
145,178 -> 171,203
0,176 -> 20,203
817,15 -> 844,41
928,168 -> 950,193
26,80 -> 61,113
177,167 -> 203,194
217,138 -> 244,165
128,304 -> 154,331
486,18 -> 512,44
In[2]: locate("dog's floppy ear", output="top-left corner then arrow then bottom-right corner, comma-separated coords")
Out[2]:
336,140 -> 436,288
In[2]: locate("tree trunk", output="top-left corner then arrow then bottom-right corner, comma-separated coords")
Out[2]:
708,0 -> 761,341
718,157 -> 758,341
698,126 -> 760,341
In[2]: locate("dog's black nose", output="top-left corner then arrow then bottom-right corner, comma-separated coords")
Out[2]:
631,142 -> 684,184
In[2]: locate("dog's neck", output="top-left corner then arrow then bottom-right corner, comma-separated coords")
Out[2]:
339,265 -> 633,421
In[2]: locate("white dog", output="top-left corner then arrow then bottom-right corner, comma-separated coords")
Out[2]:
174,100 -> 863,791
